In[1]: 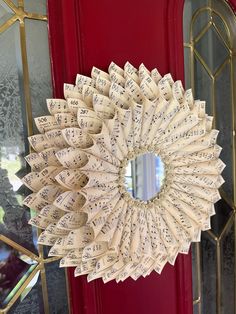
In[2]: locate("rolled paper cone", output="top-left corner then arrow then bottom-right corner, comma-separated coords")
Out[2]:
93,93 -> 115,119
116,262 -> 137,282
82,241 -> 108,261
184,89 -> 194,109
87,268 -> 109,282
130,257 -> 150,281
37,185 -> 65,203
170,145 -> 222,165
91,67 -> 110,80
65,248 -> 83,259
40,205 -> 64,222
125,78 -> 144,104
23,193 -> 49,211
108,62 -> 124,76
55,147 -> 88,168
105,113 -> 128,157
138,209 -> 153,257
82,85 -> 99,108
102,259 -> 125,283
171,181 -> 221,203
60,257 -> 81,268
44,223 -> 69,236
109,204 -> 129,254
172,80 -> 184,104
173,174 -> 224,189
34,115 -> 58,133
48,237 -> 69,256
25,153 -> 47,171
95,254 -> 118,273
28,134 -> 53,152
131,102 -> 143,148
86,193 -> 121,237
81,259 -> 98,275
61,127 -> 93,149
149,206 -> 180,265
124,61 -> 139,83
115,106 -> 133,151
77,107 -> 102,134
158,77 -> 172,101
67,98 -> 91,115
145,97 -> 169,146
21,172 -> 45,192
82,171 -> 119,187
109,82 -> 131,109
109,70 -> 126,87
53,191 -> 87,212
164,194 -> 208,230
75,74 -> 96,92
129,209 -> 142,262
82,139 -> 120,167
155,99 -> 182,137
64,83 -> 82,99
39,166 -> 63,185
151,68 -> 162,84
192,100 -> 206,118
38,148 -> 61,166
45,129 -> 68,148
139,63 -> 151,81
96,76 -> 111,96
155,114 -> 199,147
164,123 -> 208,157
157,102 -> 190,141
29,215 -> 51,229
54,113 -> 78,128
47,98 -> 69,115
37,231 -> 58,246
206,115 -> 214,131
95,199 -> 126,242
163,73 -> 174,86
55,169 -> 88,190
168,188 -> 215,216
82,189 -> 120,222
140,75 -> 159,101
160,199 -> 201,242
57,212 -> 88,230
146,210 -> 168,265
65,226 -> 94,249
172,159 -> 226,175
80,154 -> 119,174
140,98 -> 156,146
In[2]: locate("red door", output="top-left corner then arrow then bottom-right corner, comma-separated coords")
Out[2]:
47,1 -> 193,313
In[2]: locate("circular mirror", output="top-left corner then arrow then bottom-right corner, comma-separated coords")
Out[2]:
125,153 -> 165,201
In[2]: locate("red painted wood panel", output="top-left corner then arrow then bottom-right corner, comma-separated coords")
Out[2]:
47,1 -> 193,313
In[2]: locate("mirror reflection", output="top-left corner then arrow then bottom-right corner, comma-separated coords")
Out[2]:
125,153 -> 165,201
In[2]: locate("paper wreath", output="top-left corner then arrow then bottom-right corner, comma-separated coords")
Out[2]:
22,62 -> 225,282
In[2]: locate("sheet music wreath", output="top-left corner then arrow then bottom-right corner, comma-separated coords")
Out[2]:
22,62 -> 225,282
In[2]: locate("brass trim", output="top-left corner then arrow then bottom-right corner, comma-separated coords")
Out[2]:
0,235 -> 39,262
40,265 -> 50,314
65,270 -> 72,314
193,48 -> 214,79
185,1 -> 236,313
1,264 -> 41,313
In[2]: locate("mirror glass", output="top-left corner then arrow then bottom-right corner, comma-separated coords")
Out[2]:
125,153 -> 165,201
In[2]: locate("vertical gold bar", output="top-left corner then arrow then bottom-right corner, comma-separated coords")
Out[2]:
19,19 -> 33,137
65,270 -> 72,314
196,242 -> 202,314
212,78 -> 216,127
216,242 -> 221,314
40,264 -> 50,314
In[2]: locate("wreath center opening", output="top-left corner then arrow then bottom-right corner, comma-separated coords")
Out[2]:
124,152 -> 165,202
